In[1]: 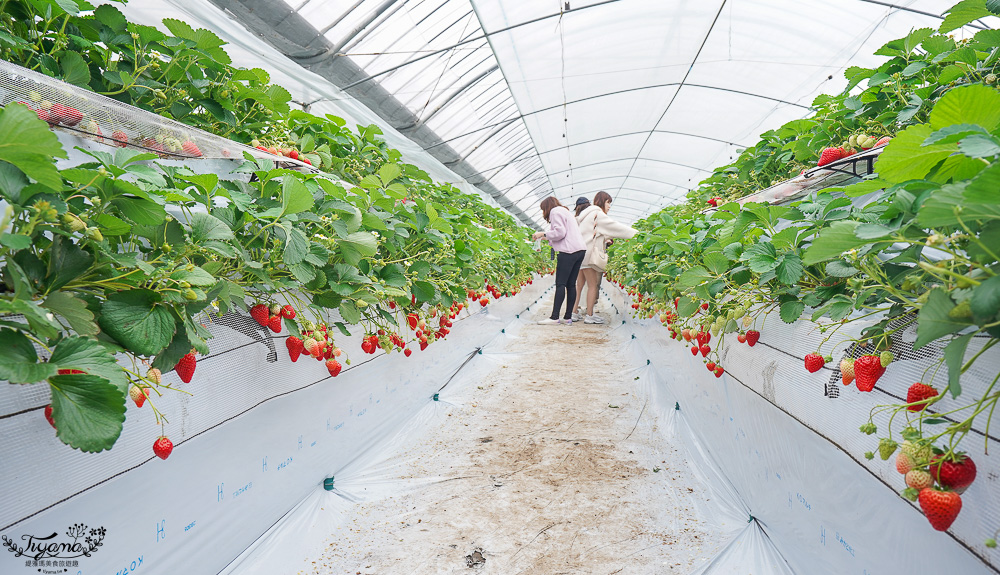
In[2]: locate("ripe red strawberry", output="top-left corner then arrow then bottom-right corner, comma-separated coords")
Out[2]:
44,404 -> 56,428
691,346 -> 699,356
303,158 -> 312,166
268,315 -> 282,333
875,136 -> 891,147
175,353 -> 197,383
407,313 -> 419,330
906,470 -> 934,490
129,386 -> 149,408
817,146 -> 847,167
286,336 -> 303,362
906,383 -> 938,411
36,108 -> 56,124
419,341 -> 429,351
51,103 -> 82,126
804,353 -> 825,373
404,348 -> 412,357
706,198 -> 718,207
918,488 -> 962,531
361,338 -> 376,355
714,366 -> 724,378
930,454 -> 976,494
696,331 -> 710,345
854,355 -> 885,392
250,304 -> 270,326
112,129 -> 129,147
737,333 -> 747,344
706,361 -> 716,371
682,329 -> 692,342
480,297 -> 489,306
288,149 -> 299,160
326,359 -> 342,377
745,330 -> 760,347
153,436 -> 174,460
840,358 -> 855,385
280,305 -> 296,319
699,344 -> 711,357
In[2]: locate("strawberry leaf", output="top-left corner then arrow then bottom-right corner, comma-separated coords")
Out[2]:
99,289 -> 177,356
943,334 -> 973,398
42,291 -> 98,337
775,254 -> 803,285
916,288 -> 971,349
49,336 -> 128,395
0,328 -> 56,383
0,103 -> 67,190
779,300 -> 805,324
49,373 -> 126,453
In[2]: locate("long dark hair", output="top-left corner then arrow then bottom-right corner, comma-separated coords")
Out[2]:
593,191 -> 612,212
540,196 -> 563,222
575,199 -> 591,217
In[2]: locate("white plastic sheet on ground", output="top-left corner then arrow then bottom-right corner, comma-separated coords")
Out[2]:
0,278 -> 550,574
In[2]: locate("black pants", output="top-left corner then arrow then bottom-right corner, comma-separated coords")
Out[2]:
552,250 -> 585,320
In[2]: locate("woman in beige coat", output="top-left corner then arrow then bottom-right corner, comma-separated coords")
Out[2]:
572,191 -> 637,324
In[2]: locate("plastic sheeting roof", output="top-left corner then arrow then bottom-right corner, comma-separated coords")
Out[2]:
154,1 -> 995,226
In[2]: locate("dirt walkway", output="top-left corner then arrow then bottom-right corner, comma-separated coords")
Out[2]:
307,296 -> 725,574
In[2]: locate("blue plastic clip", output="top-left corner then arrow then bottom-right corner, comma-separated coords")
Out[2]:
675,402 -> 680,411
433,393 -> 439,401
323,476 -> 335,491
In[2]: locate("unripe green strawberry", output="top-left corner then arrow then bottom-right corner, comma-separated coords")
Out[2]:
146,367 -> 162,384
901,440 -> 931,466
62,213 -> 86,232
880,351 -> 894,367
84,227 -> 103,241
878,438 -> 898,460
948,300 -> 973,319
183,288 -> 198,300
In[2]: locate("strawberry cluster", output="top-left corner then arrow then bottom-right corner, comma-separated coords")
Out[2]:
252,140 -> 312,165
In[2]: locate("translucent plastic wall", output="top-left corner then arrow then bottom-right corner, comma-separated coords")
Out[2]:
142,0 -> 998,226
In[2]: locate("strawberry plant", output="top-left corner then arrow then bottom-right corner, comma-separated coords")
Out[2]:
607,1 -> 1000,539
0,4 -> 549,459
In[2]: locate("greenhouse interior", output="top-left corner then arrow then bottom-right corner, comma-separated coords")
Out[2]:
1,0 -> 999,573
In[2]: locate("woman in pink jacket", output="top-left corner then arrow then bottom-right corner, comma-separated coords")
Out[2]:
531,196 -> 587,325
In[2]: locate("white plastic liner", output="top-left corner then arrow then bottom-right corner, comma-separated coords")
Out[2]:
605,284 -> 1000,574
0,278 -> 551,574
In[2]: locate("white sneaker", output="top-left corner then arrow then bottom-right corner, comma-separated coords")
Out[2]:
584,315 -> 604,324
537,318 -> 561,325
571,312 -> 583,322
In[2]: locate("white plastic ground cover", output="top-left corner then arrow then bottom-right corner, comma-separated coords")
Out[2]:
116,0 -> 508,215
0,276 -> 550,574
606,284 -> 1000,574
221,285 -> 740,574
